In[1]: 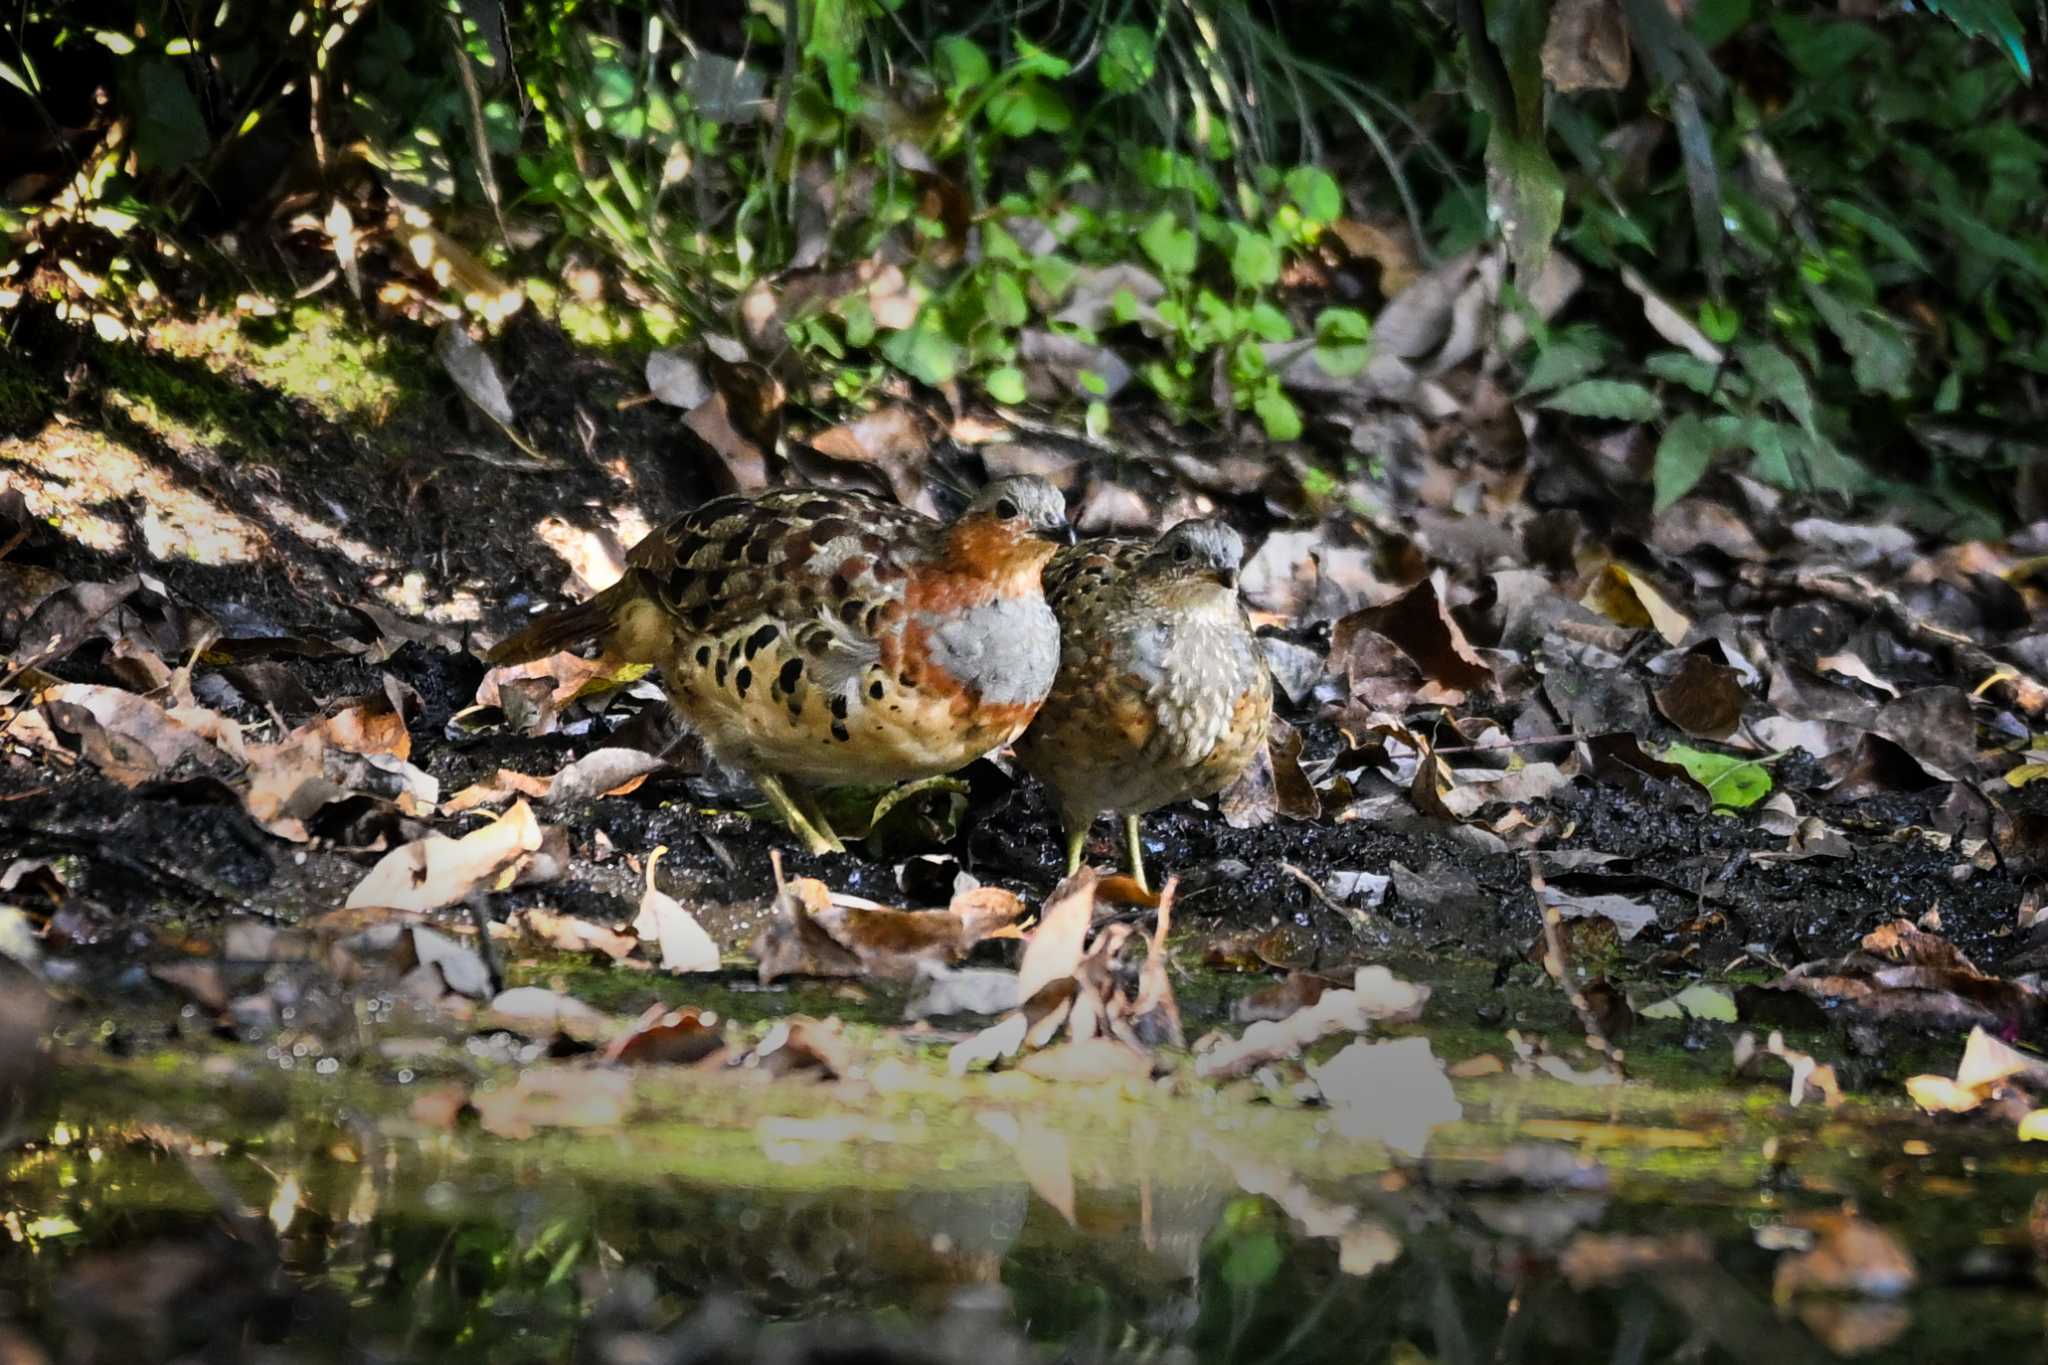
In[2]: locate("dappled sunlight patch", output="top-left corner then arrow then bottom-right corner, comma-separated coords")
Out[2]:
151,305 -> 413,421
2,424 -> 264,562
372,570 -> 483,623
252,495 -> 387,566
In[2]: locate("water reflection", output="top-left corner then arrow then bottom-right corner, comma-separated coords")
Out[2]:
2,1088 -> 2042,1363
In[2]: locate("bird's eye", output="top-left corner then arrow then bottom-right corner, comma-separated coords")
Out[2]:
1174,542 -> 1193,563
995,497 -> 1019,519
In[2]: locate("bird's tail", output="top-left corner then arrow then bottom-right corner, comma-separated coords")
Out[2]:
485,578 -> 640,665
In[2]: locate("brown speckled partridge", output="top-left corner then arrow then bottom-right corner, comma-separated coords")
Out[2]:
488,478 -> 1069,853
1015,519 -> 1272,891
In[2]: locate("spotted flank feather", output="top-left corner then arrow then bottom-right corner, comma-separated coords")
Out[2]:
488,479 -> 1069,800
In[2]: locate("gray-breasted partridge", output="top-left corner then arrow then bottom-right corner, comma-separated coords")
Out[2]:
1015,519 -> 1272,891
488,478 -> 1070,853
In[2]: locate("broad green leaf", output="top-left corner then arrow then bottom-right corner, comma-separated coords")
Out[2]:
1100,25 -> 1156,93
1222,1231 -> 1283,1290
1690,0 -> 1753,48
1653,412 -> 1722,511
1519,342 -> 1604,395
984,366 -> 1027,405
1670,86 -> 1724,294
1026,81 -> 1071,133
838,295 -> 876,347
1314,307 -> 1372,377
1539,379 -> 1662,422
981,271 -> 1027,328
1138,212 -> 1197,277
1805,283 -> 1915,397
935,35 -> 990,99
1736,342 -> 1817,436
1660,745 -> 1771,809
984,85 -> 1035,137
1769,12 -> 1883,78
880,316 -> 962,386
986,79 -> 1069,136
1229,226 -> 1280,290
590,59 -> 636,109
1822,199 -> 1930,273
1644,351 -> 1725,396
1029,254 -> 1077,300
1698,300 -> 1740,344
135,61 -> 211,171
1254,389 -> 1302,441
980,222 -> 1024,267
784,82 -> 840,143
1933,204 -> 2048,284
1244,301 -> 1293,343
1284,166 -> 1343,225
1012,36 -> 1073,80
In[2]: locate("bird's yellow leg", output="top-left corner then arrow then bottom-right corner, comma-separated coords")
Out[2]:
1063,821 -> 1090,876
1124,813 -> 1151,895
756,773 -> 845,855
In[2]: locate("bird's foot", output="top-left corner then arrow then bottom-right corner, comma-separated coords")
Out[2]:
757,774 -> 847,855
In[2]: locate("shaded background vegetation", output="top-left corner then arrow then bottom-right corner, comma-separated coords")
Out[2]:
2,0 -> 2045,533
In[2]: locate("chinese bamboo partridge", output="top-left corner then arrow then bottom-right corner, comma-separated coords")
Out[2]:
488,478 -> 1070,853
1015,519 -> 1272,892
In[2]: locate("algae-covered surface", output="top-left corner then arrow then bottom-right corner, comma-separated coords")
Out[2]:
6,954 -> 2046,1364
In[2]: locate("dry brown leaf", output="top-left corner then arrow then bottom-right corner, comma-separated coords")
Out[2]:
474,651 -> 646,709
1126,878 -> 1183,1048
1653,652 -> 1747,740
318,698 -> 412,761
1542,0 -> 1631,92
744,1015 -> 856,1080
345,800 -> 545,912
633,845 -> 721,974
807,404 -> 931,506
1016,869 -> 1099,1005
31,682 -> 235,787
753,866 -> 1022,984
1338,574 -> 1494,695
1326,219 -> 1422,297
442,768 -> 554,815
518,907 -> 637,962
604,1003 -> 726,1066
1583,564 -> 1692,646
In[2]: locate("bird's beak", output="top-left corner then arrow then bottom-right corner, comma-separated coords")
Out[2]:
1211,567 -> 1239,590
1042,521 -> 1077,546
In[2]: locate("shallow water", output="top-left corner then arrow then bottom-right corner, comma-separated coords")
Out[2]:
7,988 -> 2047,1365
